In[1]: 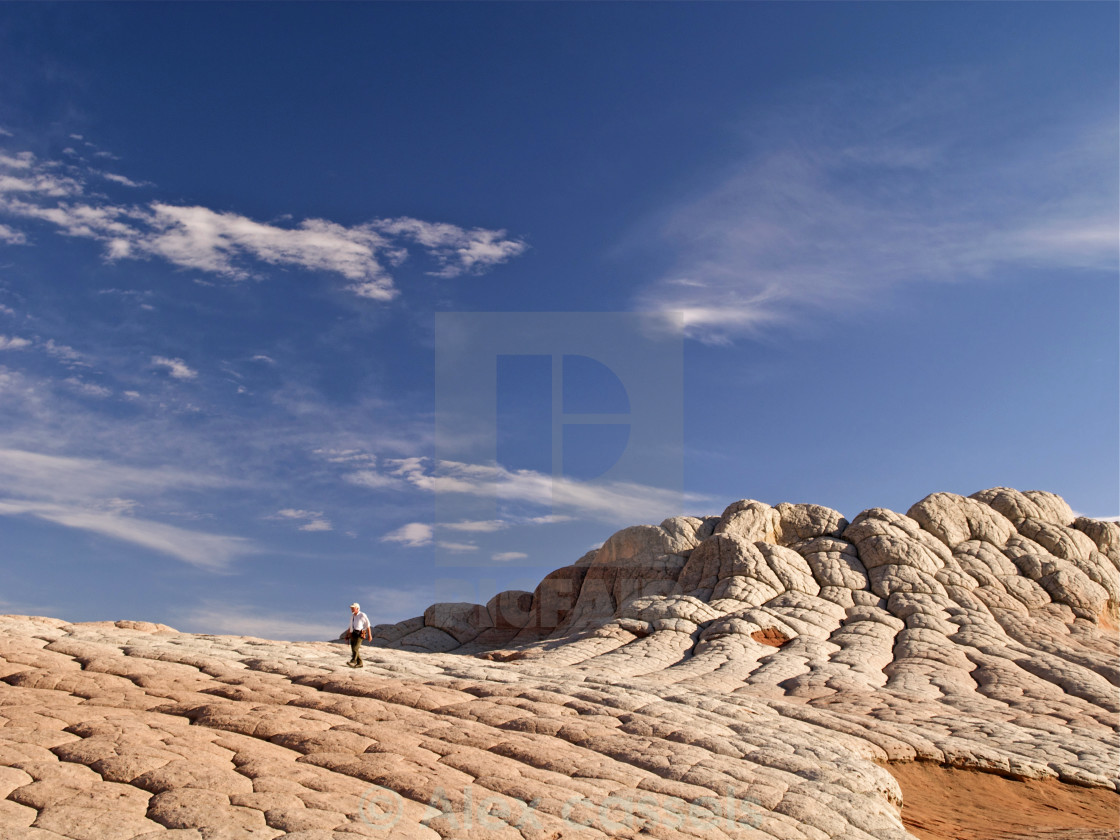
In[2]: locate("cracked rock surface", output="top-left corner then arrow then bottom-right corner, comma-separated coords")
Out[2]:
1,488 -> 1117,839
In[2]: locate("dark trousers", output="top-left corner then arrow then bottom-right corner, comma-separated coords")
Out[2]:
349,630 -> 364,665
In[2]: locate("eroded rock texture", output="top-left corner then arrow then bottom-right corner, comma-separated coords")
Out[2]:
1,488 -> 1117,839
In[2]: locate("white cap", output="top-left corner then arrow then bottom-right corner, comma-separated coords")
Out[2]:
350,603 -> 360,609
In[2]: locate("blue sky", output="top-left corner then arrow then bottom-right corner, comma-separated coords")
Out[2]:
0,3 -> 1115,640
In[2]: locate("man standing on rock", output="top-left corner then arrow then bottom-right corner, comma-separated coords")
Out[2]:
347,603 -> 371,667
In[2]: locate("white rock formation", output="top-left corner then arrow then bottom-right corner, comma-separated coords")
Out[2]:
0,488 -> 1116,839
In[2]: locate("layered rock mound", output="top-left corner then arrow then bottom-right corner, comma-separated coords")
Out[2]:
1,488 -> 1117,840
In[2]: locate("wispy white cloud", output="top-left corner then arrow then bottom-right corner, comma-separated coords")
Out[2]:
386,458 -> 706,524
438,540 -> 478,552
0,499 -> 252,571
0,449 -> 142,508
380,521 -> 478,552
62,135 -> 122,163
151,355 -> 198,380
492,551 -> 528,562
138,203 -> 398,293
1,196 -> 133,240
0,223 -> 26,244
99,172 -> 145,188
0,335 -> 31,350
0,448 -> 253,570
43,339 -> 87,367
0,160 -> 84,198
444,519 -> 507,533
0,365 -> 34,399
370,217 -> 528,278
381,521 -> 433,547
345,469 -> 405,490
633,76 -> 1118,343
363,459 -> 711,534
0,449 -> 223,501
0,148 -> 526,299
270,508 -> 333,532
0,153 -> 30,169
0,350 -> 436,572
63,376 -> 111,399
315,448 -> 377,466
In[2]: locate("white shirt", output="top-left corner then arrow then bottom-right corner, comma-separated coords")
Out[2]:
349,611 -> 370,633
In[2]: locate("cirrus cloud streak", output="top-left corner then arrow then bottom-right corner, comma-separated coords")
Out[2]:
634,75 -> 1118,343
0,448 -> 256,570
